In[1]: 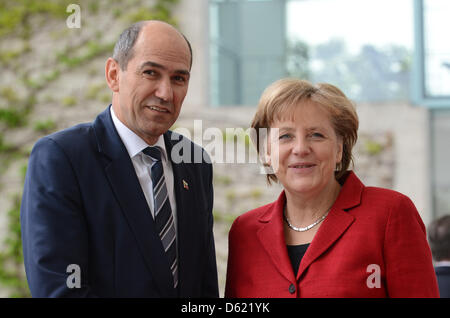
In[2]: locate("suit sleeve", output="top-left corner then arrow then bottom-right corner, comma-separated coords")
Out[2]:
21,137 -> 97,297
384,195 -> 439,297
201,159 -> 219,297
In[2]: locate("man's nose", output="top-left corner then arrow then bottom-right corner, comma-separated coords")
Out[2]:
154,77 -> 173,102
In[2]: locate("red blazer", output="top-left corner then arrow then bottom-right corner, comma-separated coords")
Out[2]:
225,172 -> 439,298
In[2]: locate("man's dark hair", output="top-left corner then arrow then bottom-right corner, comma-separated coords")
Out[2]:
428,214 -> 450,261
112,21 -> 193,71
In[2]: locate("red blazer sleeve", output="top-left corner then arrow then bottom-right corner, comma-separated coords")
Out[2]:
384,195 -> 439,297
225,216 -> 240,298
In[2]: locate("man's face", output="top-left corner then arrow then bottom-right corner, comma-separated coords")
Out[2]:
113,23 -> 191,145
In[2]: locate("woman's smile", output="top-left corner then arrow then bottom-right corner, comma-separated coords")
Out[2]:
287,162 -> 317,174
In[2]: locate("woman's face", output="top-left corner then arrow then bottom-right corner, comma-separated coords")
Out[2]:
268,101 -> 343,197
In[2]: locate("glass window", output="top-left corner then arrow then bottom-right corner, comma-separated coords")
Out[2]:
210,0 -> 287,107
422,0 -> 450,98
431,109 -> 450,218
210,0 -> 414,106
417,0 -> 450,219
287,0 -> 413,103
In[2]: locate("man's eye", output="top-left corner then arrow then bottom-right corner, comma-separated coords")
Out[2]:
173,75 -> 187,83
143,70 -> 156,76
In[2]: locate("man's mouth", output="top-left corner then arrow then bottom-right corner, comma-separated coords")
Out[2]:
147,105 -> 169,113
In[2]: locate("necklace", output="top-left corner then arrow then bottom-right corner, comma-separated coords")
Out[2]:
283,205 -> 330,232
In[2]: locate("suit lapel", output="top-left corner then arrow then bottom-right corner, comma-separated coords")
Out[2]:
92,106 -> 176,297
297,172 -> 363,280
257,193 -> 296,282
297,208 -> 355,279
256,172 -> 364,282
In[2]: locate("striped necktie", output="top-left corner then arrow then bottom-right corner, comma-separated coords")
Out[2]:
142,146 -> 178,288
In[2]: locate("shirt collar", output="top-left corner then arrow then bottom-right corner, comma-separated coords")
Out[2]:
110,106 -> 167,160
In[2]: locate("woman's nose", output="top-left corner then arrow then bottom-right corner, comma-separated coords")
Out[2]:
292,137 -> 311,156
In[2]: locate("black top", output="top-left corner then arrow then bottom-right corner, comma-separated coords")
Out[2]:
286,243 -> 310,277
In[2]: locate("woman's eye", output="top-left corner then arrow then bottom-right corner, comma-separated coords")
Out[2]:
279,134 -> 292,140
310,132 -> 324,139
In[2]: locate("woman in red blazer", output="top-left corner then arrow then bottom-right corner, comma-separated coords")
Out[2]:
225,78 -> 439,298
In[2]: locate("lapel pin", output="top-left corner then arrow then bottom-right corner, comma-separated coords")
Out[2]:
182,180 -> 189,190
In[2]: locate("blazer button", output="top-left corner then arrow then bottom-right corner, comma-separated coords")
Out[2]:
289,284 -> 296,294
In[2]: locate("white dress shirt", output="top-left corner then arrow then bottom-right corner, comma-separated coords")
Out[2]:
110,107 -> 177,230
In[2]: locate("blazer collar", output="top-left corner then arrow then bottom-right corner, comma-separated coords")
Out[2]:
333,171 -> 364,211
257,171 -> 363,282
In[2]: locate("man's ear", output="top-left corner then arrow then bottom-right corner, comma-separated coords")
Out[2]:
105,57 -> 120,92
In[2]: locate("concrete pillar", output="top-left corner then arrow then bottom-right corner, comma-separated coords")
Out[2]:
173,0 -> 210,111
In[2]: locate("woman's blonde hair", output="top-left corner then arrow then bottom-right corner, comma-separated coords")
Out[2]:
251,78 -> 359,184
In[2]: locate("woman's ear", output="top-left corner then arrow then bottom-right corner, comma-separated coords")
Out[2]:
266,129 -> 283,175
265,145 -> 272,166
264,129 -> 274,166
105,57 -> 120,93
336,137 -> 344,165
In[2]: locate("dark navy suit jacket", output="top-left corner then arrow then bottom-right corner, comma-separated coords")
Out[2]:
435,266 -> 450,298
21,106 -> 218,297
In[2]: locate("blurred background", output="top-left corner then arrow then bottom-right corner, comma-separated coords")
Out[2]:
0,0 -> 449,297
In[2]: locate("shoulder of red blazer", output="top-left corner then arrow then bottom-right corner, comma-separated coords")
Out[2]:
343,176 -> 425,238
358,185 -> 419,220
228,193 -> 284,243
336,171 -> 418,216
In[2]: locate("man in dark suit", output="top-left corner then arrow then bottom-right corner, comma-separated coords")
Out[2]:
20,20 -> 218,297
428,215 -> 450,298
